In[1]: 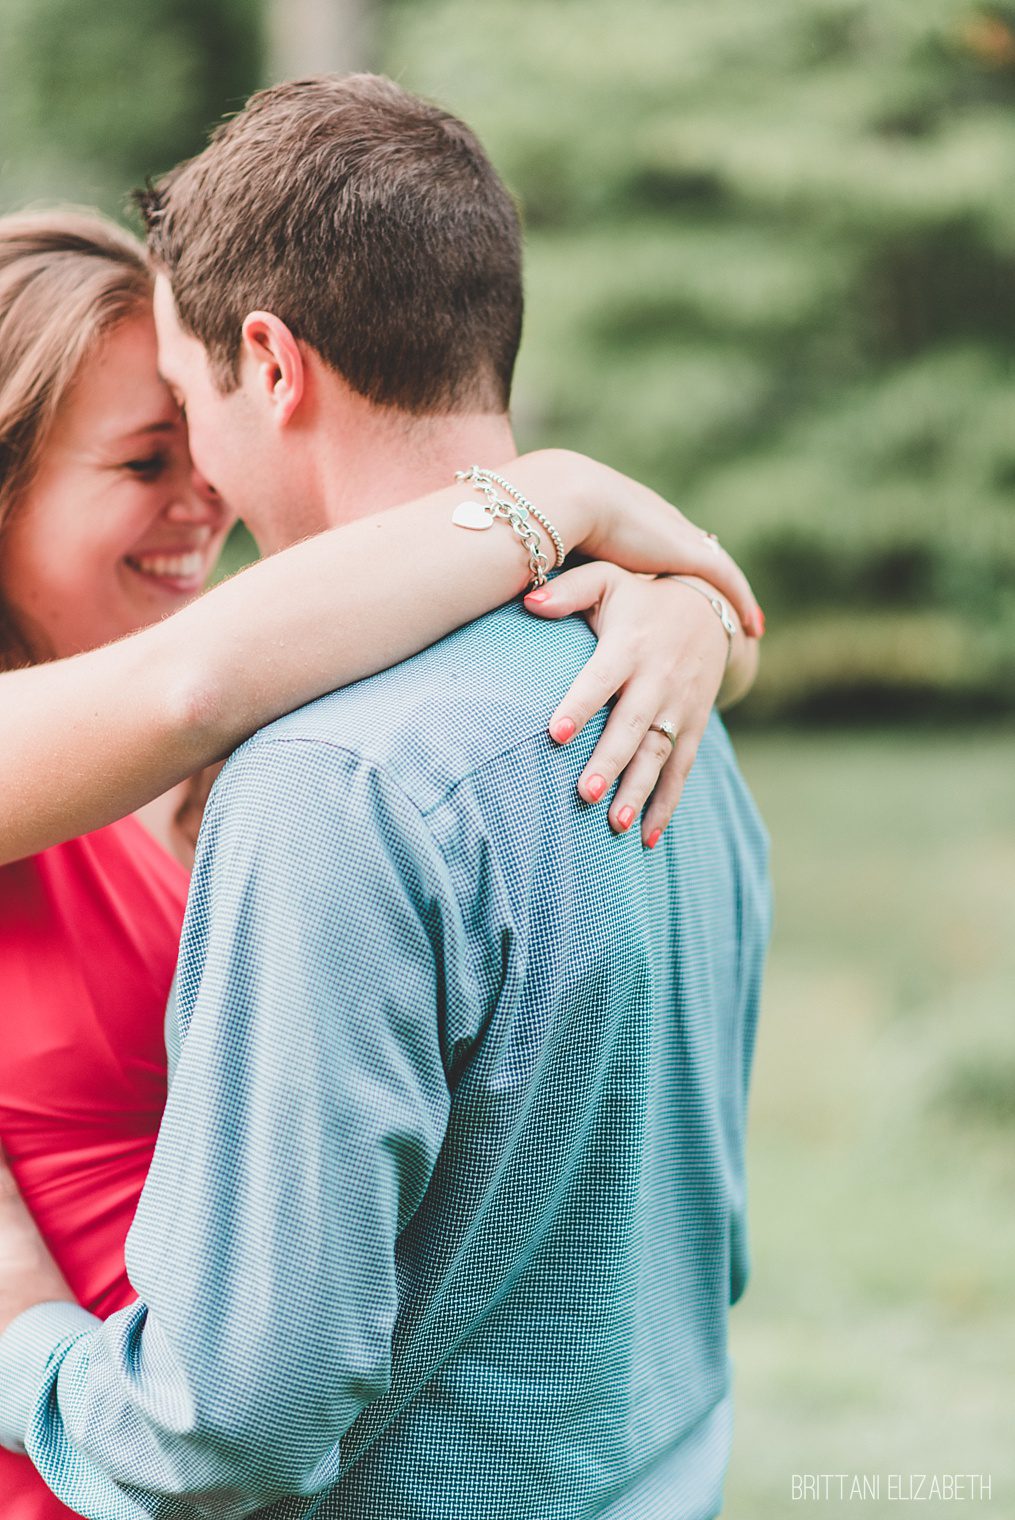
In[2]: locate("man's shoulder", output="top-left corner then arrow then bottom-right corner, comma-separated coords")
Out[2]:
224,601 -> 597,815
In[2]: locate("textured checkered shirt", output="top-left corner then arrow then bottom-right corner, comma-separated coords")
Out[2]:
0,599 -> 770,1519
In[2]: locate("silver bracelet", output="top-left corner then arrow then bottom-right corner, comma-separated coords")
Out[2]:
671,577 -> 738,666
451,465 -> 566,590
463,467 -> 567,570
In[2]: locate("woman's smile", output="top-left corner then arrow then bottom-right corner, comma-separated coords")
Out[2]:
122,528 -> 220,596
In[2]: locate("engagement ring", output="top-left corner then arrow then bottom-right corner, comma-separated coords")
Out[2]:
649,719 -> 678,751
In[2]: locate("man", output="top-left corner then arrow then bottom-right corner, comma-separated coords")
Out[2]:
0,76 -> 770,1518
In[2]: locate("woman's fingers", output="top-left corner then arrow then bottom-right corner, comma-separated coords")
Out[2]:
637,734 -> 702,846
526,563 -> 636,746
543,641 -> 634,750
573,682 -> 671,804
602,726 -> 683,836
523,561 -> 616,622
526,561 -> 731,833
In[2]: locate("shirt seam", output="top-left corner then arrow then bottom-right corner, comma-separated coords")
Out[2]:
231,722 -> 567,822
221,734 -> 511,1027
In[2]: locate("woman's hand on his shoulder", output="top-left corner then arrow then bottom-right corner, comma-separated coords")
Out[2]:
525,562 -> 752,848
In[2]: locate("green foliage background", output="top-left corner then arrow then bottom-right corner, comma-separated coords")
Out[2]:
2,0 -> 1014,723
0,0 -> 260,205
385,0 -> 1015,723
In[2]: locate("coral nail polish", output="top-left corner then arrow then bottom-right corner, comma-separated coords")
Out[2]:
645,827 -> 662,850
755,606 -> 766,636
617,806 -> 635,832
586,774 -> 607,802
525,588 -> 551,604
551,717 -> 576,744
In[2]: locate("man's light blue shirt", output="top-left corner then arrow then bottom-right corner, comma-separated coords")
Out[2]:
0,598 -> 770,1519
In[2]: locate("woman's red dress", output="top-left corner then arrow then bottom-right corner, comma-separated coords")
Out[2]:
0,816 -> 187,1517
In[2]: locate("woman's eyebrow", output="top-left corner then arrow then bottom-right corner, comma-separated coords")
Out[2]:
113,419 -> 180,442
96,418 -> 181,453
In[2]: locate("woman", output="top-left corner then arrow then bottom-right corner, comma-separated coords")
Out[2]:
0,210 -> 760,1518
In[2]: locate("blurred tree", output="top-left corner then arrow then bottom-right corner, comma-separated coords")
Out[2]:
387,0 -> 1015,720
0,0 -> 263,212
267,0 -> 377,78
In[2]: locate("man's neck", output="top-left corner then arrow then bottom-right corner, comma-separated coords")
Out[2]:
314,406 -> 518,532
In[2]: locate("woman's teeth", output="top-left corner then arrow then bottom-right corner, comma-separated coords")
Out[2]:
127,551 -> 206,581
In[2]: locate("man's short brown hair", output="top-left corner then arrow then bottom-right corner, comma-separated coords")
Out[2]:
137,74 -> 524,414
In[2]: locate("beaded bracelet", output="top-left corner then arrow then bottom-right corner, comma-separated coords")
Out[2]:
451,465 -> 567,590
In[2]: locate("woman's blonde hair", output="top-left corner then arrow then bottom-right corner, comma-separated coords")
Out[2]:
0,208 -> 152,668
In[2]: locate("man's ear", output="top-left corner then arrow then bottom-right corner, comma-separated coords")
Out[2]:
240,311 -> 305,425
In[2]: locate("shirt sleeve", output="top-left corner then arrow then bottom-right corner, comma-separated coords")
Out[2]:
0,738 -> 457,1519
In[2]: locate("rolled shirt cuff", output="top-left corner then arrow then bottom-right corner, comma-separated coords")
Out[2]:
0,1301 -> 98,1452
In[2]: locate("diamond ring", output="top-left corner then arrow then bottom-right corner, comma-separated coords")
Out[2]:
649,719 -> 677,751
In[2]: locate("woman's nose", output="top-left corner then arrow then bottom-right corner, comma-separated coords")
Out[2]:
191,466 -> 223,507
164,471 -> 225,524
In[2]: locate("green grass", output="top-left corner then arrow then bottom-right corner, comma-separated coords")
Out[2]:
723,729 -> 1015,1517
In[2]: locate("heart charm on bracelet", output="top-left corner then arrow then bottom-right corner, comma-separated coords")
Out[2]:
452,501 -> 494,530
